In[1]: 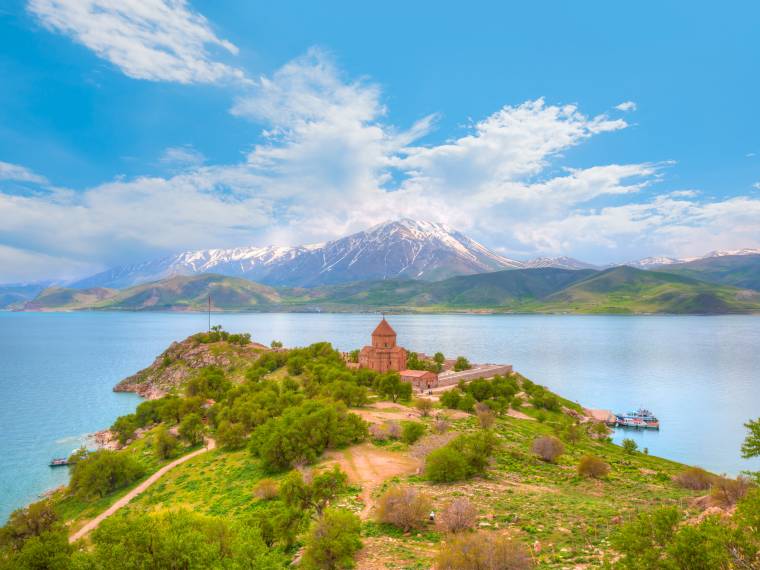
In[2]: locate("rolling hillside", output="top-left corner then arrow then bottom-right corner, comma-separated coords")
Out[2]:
652,254 -> 760,291
19,267 -> 760,314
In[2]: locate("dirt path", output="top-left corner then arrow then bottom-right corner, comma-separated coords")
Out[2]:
68,438 -> 216,543
323,443 -> 420,518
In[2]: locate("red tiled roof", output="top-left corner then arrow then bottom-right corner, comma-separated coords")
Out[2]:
400,369 -> 435,377
372,318 -> 396,337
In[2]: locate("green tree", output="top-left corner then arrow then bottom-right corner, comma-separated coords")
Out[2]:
280,466 -> 348,516
425,446 -> 469,483
301,508 -> 362,570
153,425 -> 178,460
4,529 -> 73,570
178,413 -> 205,446
742,417 -> 760,459
375,373 -> 412,403
622,438 -> 639,454
216,420 -> 246,450
0,500 -> 58,551
68,451 -> 144,500
453,356 -> 471,372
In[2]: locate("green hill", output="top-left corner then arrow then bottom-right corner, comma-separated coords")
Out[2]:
653,254 -> 760,291
20,267 -> 760,314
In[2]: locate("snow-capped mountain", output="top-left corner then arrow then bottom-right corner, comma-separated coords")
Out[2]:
522,256 -> 599,270
701,248 -> 760,259
71,219 -> 524,289
625,256 -> 689,269
626,249 -> 760,269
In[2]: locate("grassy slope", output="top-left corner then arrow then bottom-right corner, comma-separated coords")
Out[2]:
653,254 -> 760,291
21,267 -> 760,314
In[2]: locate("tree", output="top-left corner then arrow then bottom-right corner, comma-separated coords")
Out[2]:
531,436 -> 564,463
301,508 -> 362,570
270,340 -> 283,349
622,438 -> 638,454
401,421 -> 426,445
68,450 -> 144,500
153,425 -> 178,459
216,420 -> 246,450
435,532 -> 533,570
437,498 -> 478,533
577,455 -> 610,479
415,398 -> 433,417
377,486 -> 431,531
375,373 -> 412,403
178,413 -> 205,446
434,352 -> 445,368
281,466 -> 348,516
742,417 -> 760,459
4,529 -> 73,570
475,403 -> 495,429
0,500 -> 58,551
453,356 -> 471,372
111,414 -> 138,445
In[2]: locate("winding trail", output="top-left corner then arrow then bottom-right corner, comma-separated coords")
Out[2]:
68,438 -> 216,543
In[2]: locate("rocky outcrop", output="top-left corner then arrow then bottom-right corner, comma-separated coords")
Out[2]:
113,334 -> 267,398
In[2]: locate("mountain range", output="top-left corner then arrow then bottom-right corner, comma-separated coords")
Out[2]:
3,218 -> 760,313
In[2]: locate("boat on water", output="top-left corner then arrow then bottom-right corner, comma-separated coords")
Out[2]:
614,408 -> 660,430
49,458 -> 69,467
49,448 -> 90,467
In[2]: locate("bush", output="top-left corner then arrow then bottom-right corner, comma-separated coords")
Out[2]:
69,450 -> 145,500
475,403 -> 495,429
674,467 -> 715,490
435,532 -> 533,569
375,373 -> 412,402
577,455 -> 610,479
710,475 -> 752,507
301,508 -> 362,570
440,389 -> 462,409
437,497 -> 478,533
0,500 -> 58,550
458,393 -> 477,413
415,398 -> 433,417
433,418 -> 450,434
426,446 -> 469,483
531,436 -> 565,463
621,438 -> 638,454
216,420 -> 247,450
401,421 -> 426,445
153,426 -> 178,459
453,356 -> 471,372
377,486 -> 431,531
252,479 -> 279,501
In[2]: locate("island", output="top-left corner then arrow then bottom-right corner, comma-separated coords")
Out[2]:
1,319 -> 758,569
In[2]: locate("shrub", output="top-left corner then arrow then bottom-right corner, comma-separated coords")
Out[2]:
577,455 -> 610,479
415,398 -> 433,417
435,532 -> 533,569
153,425 -> 178,459
377,486 -> 431,531
0,500 -> 58,550
401,421 -> 426,445
440,389 -> 462,409
69,450 -> 144,500
674,467 -> 715,490
301,508 -> 362,570
437,498 -> 478,533
216,420 -> 247,450
710,476 -> 752,507
375,373 -> 412,402
453,356 -> 471,372
253,479 -> 279,501
386,422 -> 402,439
433,418 -> 450,434
621,438 -> 638,454
589,421 -> 610,439
426,446 -> 469,483
369,423 -> 390,441
531,436 -> 564,463
458,393 -> 477,413
475,403 -> 495,429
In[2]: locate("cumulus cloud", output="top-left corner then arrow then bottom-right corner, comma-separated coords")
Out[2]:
2,49 -> 759,281
615,101 -> 637,112
753,182 -> 760,190
0,161 -> 48,184
27,0 -> 245,83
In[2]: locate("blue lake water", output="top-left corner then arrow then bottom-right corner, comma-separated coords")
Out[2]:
1,311 -> 758,521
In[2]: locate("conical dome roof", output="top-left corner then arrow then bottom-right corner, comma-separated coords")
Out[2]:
372,318 -> 396,337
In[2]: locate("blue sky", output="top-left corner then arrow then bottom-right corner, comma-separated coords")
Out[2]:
0,0 -> 758,282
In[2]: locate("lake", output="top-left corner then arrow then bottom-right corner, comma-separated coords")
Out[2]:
1,311 -> 758,522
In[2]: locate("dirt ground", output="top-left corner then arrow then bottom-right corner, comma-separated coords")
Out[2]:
354,401 -> 470,424
322,443 -> 421,518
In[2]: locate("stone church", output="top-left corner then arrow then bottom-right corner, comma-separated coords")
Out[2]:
358,318 -> 408,373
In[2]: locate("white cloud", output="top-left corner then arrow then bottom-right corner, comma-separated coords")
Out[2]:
28,0 -> 245,84
160,145 -> 205,167
0,161 -> 48,184
753,182 -> 760,190
615,101 -> 637,112
2,50 -> 759,280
